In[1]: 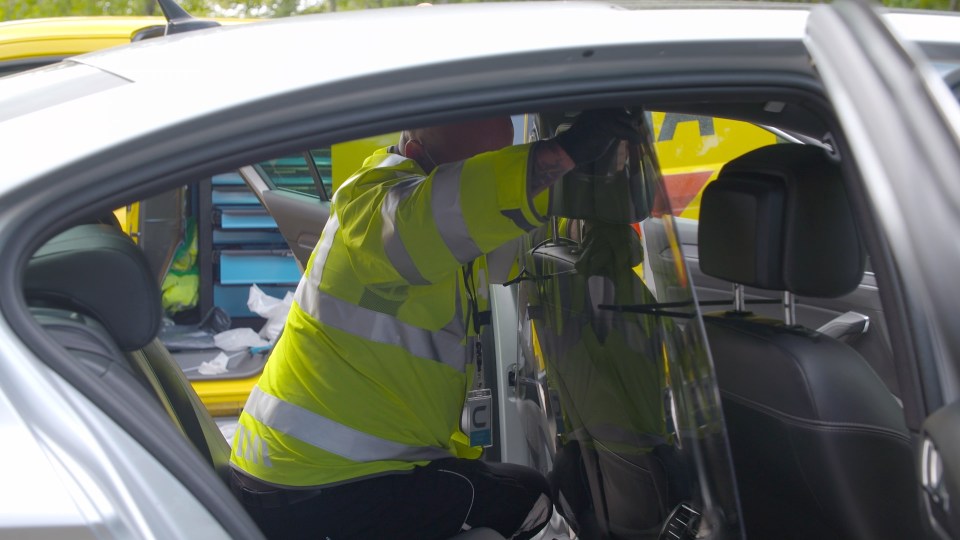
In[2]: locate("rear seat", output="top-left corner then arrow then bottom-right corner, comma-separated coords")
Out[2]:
23,223 -> 231,481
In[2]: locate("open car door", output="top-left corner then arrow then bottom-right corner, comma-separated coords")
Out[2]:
806,1 -> 960,537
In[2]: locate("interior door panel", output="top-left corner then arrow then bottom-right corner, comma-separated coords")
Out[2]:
239,161 -> 330,270
259,190 -> 328,269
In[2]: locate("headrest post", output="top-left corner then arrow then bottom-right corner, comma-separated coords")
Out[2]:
733,283 -> 746,312
783,291 -> 796,326
551,216 -> 560,243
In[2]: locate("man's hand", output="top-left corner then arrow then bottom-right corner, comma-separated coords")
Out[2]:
552,108 -> 642,167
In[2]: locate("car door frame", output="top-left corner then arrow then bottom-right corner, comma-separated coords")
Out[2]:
805,1 -> 960,537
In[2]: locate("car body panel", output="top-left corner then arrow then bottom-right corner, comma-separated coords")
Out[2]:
2,2 -> 960,538
0,316 -> 235,539
1,5 -> 817,193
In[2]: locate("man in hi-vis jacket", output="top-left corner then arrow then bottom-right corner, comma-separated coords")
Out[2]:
230,110 -> 639,540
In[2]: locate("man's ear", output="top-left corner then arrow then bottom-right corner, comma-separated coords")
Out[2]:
402,139 -> 424,159
401,139 -> 433,172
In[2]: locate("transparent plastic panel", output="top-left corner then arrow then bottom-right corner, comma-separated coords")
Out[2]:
515,109 -> 741,540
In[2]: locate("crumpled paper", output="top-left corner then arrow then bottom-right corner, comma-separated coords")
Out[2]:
198,351 -> 230,375
247,284 -> 294,342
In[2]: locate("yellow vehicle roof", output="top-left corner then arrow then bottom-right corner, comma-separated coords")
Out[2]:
0,17 -> 165,62
0,16 -> 249,64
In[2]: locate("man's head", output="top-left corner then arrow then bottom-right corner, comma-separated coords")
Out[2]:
399,116 -> 514,173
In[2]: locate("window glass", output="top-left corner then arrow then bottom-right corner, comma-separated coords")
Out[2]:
649,112 -> 779,219
256,154 -> 323,198
309,148 -> 333,196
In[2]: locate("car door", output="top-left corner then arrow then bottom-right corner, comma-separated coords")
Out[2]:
806,2 -> 960,537
240,150 -> 333,268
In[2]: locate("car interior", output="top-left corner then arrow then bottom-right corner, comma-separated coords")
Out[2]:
15,89 -> 942,539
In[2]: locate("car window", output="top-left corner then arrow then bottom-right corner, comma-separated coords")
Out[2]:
650,111 -> 781,219
255,153 -> 328,199
309,148 -> 333,195
254,141 -> 396,200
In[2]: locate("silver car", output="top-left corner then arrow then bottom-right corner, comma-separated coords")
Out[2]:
1,1 -> 960,539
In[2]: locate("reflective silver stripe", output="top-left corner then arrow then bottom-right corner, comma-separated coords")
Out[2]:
294,212 -> 339,313
432,161 -> 483,264
296,202 -> 467,372
334,154 -> 410,204
303,289 -> 466,372
234,424 -> 273,467
246,387 -> 454,463
382,177 -> 430,285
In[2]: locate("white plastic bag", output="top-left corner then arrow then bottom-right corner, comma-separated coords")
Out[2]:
247,284 -> 294,342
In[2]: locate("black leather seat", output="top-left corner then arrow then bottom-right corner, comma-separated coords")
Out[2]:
698,144 -> 922,539
23,223 -> 232,482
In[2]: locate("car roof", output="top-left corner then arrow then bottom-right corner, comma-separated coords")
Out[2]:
0,3 -> 806,181
76,3 -> 810,85
0,2 -> 958,195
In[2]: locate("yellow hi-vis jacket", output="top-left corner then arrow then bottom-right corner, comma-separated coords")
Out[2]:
231,144 -> 549,487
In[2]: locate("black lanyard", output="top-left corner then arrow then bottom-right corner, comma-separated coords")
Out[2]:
461,261 -> 491,335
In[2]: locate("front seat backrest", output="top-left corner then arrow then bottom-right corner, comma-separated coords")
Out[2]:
697,144 -> 922,540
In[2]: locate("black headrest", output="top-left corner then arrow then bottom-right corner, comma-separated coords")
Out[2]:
24,224 -> 162,351
698,144 -> 865,297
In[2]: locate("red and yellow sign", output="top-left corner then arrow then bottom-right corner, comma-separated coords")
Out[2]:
651,112 -> 778,219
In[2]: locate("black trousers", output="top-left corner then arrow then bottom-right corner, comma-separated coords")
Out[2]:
231,458 -> 553,540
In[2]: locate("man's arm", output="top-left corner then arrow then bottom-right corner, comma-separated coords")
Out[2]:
542,108 -> 643,195
528,140 -> 575,197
